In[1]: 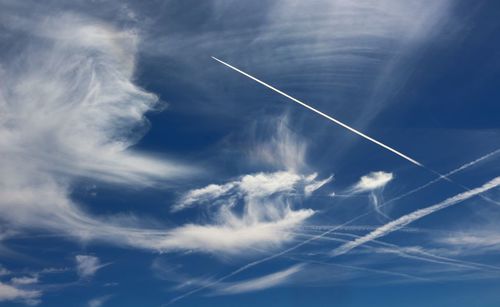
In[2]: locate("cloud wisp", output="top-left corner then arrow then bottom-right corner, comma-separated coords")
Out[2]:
216,264 -> 304,295
350,172 -> 394,194
166,170 -> 333,254
0,12 -> 202,252
348,171 -> 394,219
87,295 -> 113,307
75,255 -> 109,279
0,282 -> 41,306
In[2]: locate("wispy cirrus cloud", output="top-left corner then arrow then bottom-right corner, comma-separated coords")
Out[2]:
87,294 -> 113,307
350,171 -> 394,193
0,7 -> 330,258
75,255 -> 109,279
348,171 -> 393,219
0,8 -> 201,252
217,264 -> 304,295
166,170 -> 331,254
10,276 -> 38,286
0,282 -> 41,306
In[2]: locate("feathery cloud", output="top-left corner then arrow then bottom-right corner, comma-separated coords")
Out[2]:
10,276 -> 38,286
0,282 -> 41,306
0,11 -> 197,251
351,171 -> 394,193
217,264 -> 304,294
75,255 -> 108,279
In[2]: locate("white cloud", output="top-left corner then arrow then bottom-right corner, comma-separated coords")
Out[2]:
351,171 -> 394,193
167,170 -> 330,253
174,171 -> 330,212
0,267 -> 10,276
76,255 -> 107,279
87,295 -> 112,307
251,116 -> 308,172
217,264 -> 304,294
0,12 -> 198,251
160,209 -> 314,254
173,183 -> 236,212
441,234 -> 500,247
305,174 -> 333,196
239,171 -> 302,197
0,282 -> 41,306
10,276 -> 38,286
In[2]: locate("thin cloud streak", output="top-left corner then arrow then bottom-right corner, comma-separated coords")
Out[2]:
216,264 -> 304,295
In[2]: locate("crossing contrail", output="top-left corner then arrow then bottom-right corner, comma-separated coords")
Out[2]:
211,56 -> 423,167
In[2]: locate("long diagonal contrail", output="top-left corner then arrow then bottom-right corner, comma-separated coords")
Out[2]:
212,56 -> 423,167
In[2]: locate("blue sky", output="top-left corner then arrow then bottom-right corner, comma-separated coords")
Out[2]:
0,0 -> 499,306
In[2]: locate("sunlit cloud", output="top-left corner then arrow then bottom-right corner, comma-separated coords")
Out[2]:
217,264 -> 304,294
75,255 -> 108,279
0,282 -> 41,306
350,171 -> 394,193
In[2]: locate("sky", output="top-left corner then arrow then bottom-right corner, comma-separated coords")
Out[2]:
0,0 -> 499,306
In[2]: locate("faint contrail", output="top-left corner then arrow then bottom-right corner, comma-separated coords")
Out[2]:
330,176 -> 500,257
212,56 -> 423,167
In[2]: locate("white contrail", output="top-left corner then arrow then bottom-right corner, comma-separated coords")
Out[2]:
330,176 -> 500,257
212,56 -> 423,167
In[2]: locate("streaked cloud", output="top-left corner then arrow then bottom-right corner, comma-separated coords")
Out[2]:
0,282 -> 41,306
217,264 -> 304,294
0,10 -> 198,251
75,255 -> 108,279
167,170 -> 333,254
87,295 -> 113,307
351,171 -> 394,193
10,276 -> 38,286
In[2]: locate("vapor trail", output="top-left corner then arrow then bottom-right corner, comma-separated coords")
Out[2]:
331,176 -> 500,257
212,56 -> 422,167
